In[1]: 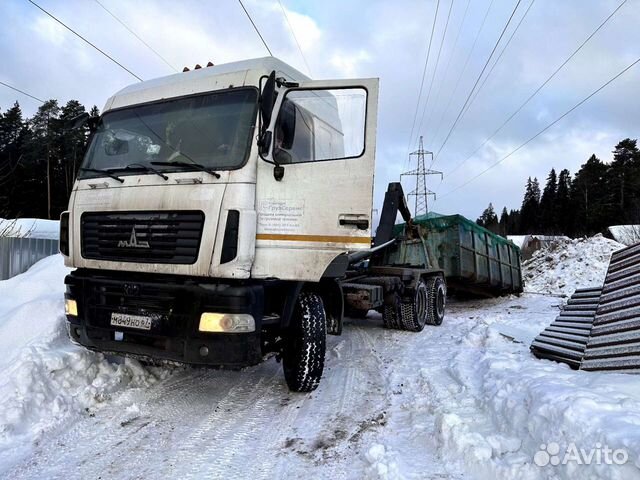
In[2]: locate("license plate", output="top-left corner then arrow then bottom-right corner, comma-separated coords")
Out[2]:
110,312 -> 152,331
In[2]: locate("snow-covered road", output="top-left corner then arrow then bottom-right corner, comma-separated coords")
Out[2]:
4,306 -> 471,479
2,235 -> 640,479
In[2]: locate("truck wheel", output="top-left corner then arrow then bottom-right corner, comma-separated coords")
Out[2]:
282,292 -> 326,392
382,292 -> 402,329
399,279 -> 430,332
425,276 -> 446,326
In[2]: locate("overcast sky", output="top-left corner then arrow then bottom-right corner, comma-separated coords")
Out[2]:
1,0 -> 639,220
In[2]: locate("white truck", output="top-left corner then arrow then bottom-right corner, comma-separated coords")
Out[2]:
61,57 -> 446,392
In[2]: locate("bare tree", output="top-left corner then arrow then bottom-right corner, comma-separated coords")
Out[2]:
0,218 -> 36,238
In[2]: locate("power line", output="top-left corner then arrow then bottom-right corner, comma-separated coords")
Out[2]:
420,0 -> 471,147
415,0 -> 455,145
0,80 -> 45,104
26,0 -> 143,82
462,0 -> 535,119
444,0 -> 627,178
427,0 -> 495,155
92,0 -> 178,73
406,0 -> 441,156
237,0 -> 273,56
438,56 -> 640,199
433,0 -> 522,163
278,0 -> 312,76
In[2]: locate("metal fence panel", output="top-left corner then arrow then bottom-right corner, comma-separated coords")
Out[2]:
582,242 -> 640,371
0,237 -> 60,280
530,287 -> 601,368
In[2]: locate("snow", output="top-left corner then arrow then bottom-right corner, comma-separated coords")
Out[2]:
507,235 -> 527,249
0,218 -> 60,240
608,225 -> 640,246
522,234 -> 624,296
0,256 -> 167,471
2,237 -> 640,479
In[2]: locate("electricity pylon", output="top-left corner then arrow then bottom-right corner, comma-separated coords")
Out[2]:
401,136 -> 443,217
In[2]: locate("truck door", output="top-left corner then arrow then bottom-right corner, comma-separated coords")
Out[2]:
253,78 -> 379,282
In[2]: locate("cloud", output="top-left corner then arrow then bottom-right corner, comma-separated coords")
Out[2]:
1,0 -> 638,224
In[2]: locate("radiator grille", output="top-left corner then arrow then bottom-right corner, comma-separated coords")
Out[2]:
81,211 -> 204,264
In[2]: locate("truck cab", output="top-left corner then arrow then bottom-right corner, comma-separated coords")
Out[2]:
62,57 -> 386,391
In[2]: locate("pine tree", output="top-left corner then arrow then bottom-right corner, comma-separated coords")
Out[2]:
0,102 -> 27,216
571,154 -> 609,235
556,169 -> 572,235
520,177 -> 541,234
477,203 -> 499,233
499,207 -> 509,235
10,100 -> 62,218
609,139 -> 640,224
539,168 -> 557,234
508,209 -> 521,234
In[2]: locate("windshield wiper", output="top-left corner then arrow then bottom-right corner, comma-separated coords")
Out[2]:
151,161 -> 221,179
80,167 -> 124,183
112,163 -> 168,180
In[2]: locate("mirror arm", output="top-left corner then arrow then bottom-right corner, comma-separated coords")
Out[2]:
257,130 -> 272,157
276,77 -> 299,88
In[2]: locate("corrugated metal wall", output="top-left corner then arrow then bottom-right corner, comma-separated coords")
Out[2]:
530,287 -> 601,368
582,243 -> 640,371
0,237 -> 59,280
531,241 -> 640,372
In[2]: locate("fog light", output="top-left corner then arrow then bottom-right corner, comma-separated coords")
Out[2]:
199,313 -> 255,333
65,299 -> 78,316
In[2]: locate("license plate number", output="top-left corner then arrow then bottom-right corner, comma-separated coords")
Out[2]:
110,312 -> 152,330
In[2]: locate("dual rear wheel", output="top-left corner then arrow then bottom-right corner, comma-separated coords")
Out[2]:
383,276 -> 446,332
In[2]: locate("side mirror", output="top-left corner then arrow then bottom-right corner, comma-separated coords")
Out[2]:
66,112 -> 89,130
273,165 -> 285,181
279,99 -> 296,149
259,71 -> 277,155
65,112 -> 100,133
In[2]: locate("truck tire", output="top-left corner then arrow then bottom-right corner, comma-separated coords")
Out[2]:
282,292 -> 326,392
425,276 -> 446,326
382,292 -> 402,329
398,276 -> 447,331
399,279 -> 430,332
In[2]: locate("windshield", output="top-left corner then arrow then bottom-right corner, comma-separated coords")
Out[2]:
79,88 -> 258,178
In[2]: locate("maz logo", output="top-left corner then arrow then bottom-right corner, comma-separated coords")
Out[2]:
118,227 -> 150,249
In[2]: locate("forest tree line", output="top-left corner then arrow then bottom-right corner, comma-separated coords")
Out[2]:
2,98 -> 639,238
476,138 -> 640,237
0,100 -> 96,219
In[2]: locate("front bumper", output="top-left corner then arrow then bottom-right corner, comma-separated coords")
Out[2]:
65,269 -> 264,367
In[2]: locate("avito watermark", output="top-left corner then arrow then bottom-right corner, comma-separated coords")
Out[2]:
534,442 -> 629,467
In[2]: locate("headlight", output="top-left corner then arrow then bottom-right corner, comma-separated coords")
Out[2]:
65,298 -> 78,316
59,211 -> 70,256
199,313 -> 255,333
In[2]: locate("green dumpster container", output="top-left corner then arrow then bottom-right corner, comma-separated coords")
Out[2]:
393,214 -> 523,296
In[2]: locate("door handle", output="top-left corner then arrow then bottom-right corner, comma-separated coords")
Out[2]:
339,218 -> 369,230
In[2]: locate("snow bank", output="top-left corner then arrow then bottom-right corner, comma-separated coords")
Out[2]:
0,256 -> 167,468
434,297 -> 640,479
0,218 -> 59,240
522,234 -> 623,296
424,235 -> 640,478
